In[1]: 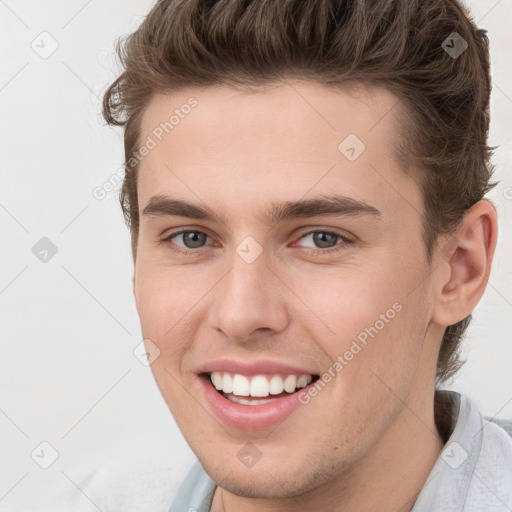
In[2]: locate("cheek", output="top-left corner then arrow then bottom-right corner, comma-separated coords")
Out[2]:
134,266 -> 203,417
134,256 -> 205,332
292,265 -> 400,335
293,257 -> 428,375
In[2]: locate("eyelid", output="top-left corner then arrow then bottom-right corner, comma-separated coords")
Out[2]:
162,228 -> 214,247
162,227 -> 354,254
294,227 -> 353,244
291,228 -> 353,253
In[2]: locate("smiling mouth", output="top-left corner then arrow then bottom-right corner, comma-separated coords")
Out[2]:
204,371 -> 320,405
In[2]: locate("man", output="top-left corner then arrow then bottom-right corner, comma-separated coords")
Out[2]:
102,0 -> 512,510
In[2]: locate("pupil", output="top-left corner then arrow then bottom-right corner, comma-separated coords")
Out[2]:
184,231 -> 206,248
314,232 -> 337,248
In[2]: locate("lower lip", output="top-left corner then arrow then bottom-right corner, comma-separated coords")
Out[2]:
198,374 -> 317,431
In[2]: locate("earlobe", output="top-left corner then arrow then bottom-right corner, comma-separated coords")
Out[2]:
431,199 -> 498,327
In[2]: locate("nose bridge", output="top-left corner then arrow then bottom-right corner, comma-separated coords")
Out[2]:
227,257 -> 263,303
223,231 -> 271,301
210,246 -> 287,341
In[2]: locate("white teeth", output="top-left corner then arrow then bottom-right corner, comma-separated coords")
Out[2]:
269,375 -> 284,395
232,374 -> 250,396
297,375 -> 312,389
250,375 -> 269,397
211,372 -> 223,390
209,371 -> 314,398
222,372 -> 233,393
283,375 -> 297,393
227,395 -> 277,406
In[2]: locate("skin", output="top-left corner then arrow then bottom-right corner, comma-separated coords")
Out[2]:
132,80 -> 497,512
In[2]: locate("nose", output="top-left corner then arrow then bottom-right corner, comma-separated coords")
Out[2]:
208,253 -> 289,343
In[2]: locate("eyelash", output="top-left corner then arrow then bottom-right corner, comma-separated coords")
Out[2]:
161,229 -> 353,256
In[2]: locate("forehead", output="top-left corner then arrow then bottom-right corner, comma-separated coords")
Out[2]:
137,80 -> 420,223
140,81 -> 401,154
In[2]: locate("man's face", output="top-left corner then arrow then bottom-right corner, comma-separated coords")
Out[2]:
133,81 -> 440,497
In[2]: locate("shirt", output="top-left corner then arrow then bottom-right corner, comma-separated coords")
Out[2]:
168,390 -> 512,511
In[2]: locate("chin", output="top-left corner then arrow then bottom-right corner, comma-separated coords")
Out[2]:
198,450 -> 338,500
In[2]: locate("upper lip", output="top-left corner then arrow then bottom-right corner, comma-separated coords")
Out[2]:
197,358 -> 319,377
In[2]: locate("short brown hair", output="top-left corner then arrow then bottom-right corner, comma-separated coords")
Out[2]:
102,0 -> 496,385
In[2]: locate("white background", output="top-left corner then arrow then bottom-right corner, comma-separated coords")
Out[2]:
1,1 -> 511,510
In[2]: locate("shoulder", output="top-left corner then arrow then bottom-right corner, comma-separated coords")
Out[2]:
466,415 -> 512,507
168,459 -> 217,512
485,416 -> 512,438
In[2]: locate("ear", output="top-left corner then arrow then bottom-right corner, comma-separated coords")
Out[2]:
431,199 -> 498,327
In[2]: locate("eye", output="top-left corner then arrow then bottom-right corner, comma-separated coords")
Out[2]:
162,228 -> 352,255
162,230 -> 212,252
293,230 -> 351,253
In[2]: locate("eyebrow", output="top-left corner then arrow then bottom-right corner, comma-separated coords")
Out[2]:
142,194 -> 381,225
